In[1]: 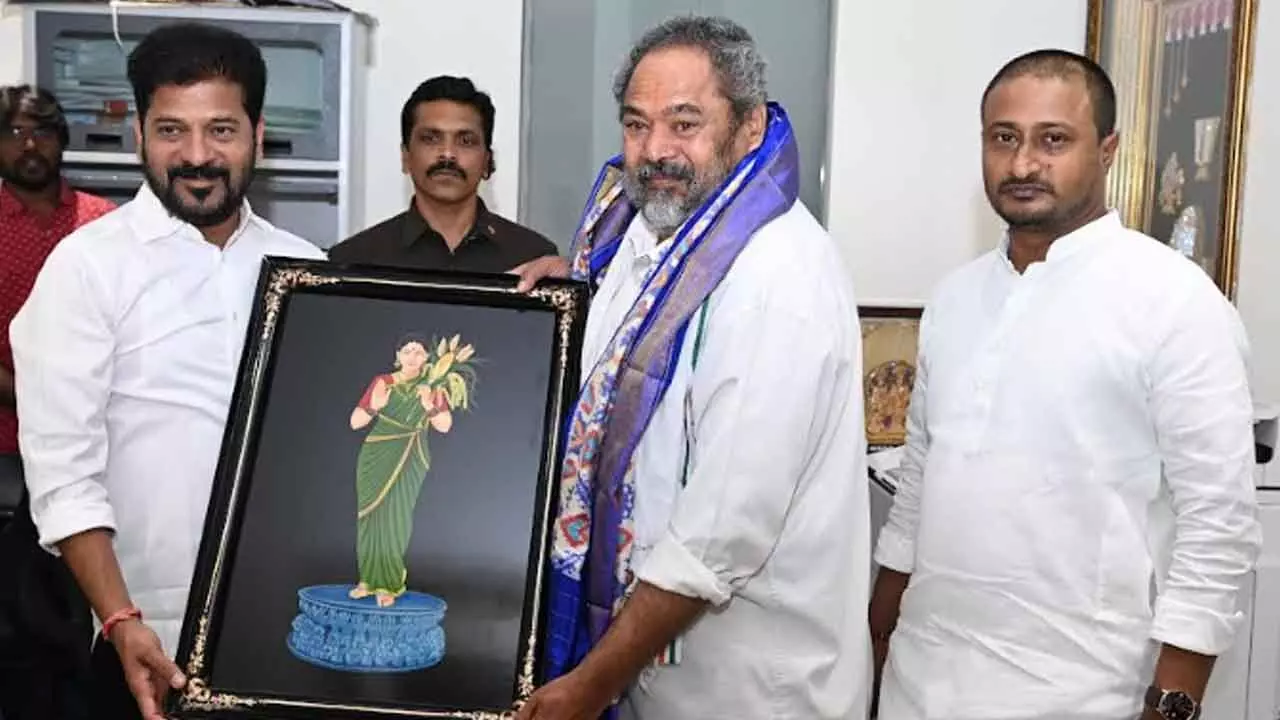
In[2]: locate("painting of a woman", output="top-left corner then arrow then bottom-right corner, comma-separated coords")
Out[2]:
347,333 -> 478,608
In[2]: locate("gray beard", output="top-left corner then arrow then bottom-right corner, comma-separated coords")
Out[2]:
622,167 -> 723,238
638,193 -> 695,237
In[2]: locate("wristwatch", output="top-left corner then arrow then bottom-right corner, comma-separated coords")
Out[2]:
1144,685 -> 1200,720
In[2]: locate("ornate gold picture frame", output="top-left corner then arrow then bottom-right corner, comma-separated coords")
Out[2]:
1085,0 -> 1257,297
167,258 -> 588,719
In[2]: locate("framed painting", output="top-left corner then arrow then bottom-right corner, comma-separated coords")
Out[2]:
1085,0 -> 1258,297
166,258 -> 589,719
859,305 -> 922,451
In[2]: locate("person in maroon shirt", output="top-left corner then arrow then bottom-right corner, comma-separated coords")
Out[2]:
0,84 -> 114,720
0,85 -> 115,456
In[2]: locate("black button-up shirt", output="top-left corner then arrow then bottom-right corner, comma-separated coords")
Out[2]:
328,198 -> 558,273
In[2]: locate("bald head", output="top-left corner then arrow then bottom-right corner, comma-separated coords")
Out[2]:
982,49 -> 1117,141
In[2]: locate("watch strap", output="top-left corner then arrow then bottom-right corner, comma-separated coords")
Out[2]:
1145,685 -> 1163,712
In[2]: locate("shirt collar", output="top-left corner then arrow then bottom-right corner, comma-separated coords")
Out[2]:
626,214 -> 679,263
130,180 -> 259,247
400,196 -> 497,249
0,179 -> 77,218
628,218 -> 662,261
997,209 -> 1120,272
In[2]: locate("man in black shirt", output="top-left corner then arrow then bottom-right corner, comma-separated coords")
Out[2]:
330,76 -> 556,272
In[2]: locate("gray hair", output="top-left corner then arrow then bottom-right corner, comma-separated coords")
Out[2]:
612,15 -> 768,122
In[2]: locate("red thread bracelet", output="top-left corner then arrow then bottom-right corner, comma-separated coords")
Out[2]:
101,606 -> 142,640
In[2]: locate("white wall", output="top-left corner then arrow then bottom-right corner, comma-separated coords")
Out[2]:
0,2 -> 23,85
1234,2 -> 1280,404
825,0 -> 1088,306
0,0 -> 525,229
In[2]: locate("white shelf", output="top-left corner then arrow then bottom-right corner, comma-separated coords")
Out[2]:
62,151 -> 342,174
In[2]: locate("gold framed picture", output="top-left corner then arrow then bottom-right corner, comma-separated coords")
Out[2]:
168,258 -> 589,719
1085,0 -> 1258,298
859,306 -> 922,450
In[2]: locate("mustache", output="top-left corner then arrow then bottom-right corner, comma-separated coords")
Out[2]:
636,159 -> 695,186
999,177 -> 1053,194
427,160 -> 466,179
168,164 -> 230,182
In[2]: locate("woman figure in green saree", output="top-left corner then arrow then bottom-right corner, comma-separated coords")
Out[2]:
347,333 -> 478,608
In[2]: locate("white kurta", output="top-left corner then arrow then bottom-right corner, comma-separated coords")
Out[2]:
10,183 -> 326,656
874,211 -> 1261,720
581,200 -> 872,719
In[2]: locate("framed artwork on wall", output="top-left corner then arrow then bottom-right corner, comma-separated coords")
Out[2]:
859,305 -> 923,452
1085,0 -> 1258,298
166,258 -> 588,719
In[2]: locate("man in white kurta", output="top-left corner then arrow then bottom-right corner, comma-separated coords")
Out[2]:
12,182 -> 324,657
514,15 -> 871,720
872,49 -> 1260,720
10,22 -> 327,720
875,210 -> 1259,719
589,200 -> 871,720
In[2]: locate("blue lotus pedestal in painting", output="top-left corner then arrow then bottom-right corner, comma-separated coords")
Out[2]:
286,585 -> 447,672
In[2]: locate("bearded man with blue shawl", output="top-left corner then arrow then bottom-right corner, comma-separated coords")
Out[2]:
513,15 -> 872,720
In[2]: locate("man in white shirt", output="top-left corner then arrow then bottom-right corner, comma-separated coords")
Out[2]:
870,49 -> 1261,720
9,22 -> 325,720
513,16 -> 870,720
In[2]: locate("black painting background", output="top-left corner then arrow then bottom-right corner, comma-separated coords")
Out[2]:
209,292 -> 556,713
1147,22 -> 1231,272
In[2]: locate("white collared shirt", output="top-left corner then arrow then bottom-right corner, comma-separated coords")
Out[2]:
874,211 -> 1261,720
10,182 -> 326,656
581,201 -> 872,720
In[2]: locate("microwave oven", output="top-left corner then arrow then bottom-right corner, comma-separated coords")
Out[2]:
24,3 -> 352,166
21,2 -> 372,246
